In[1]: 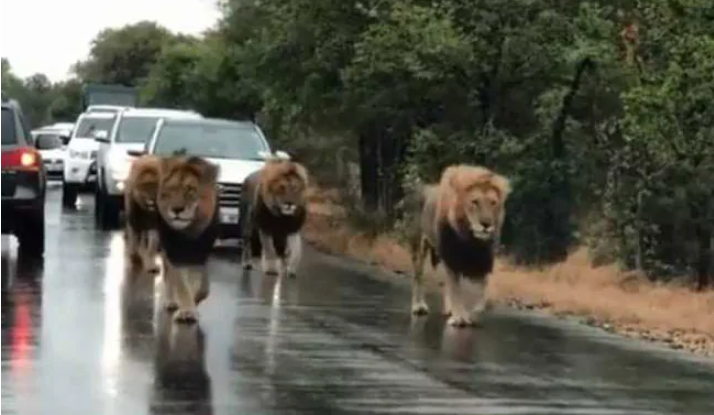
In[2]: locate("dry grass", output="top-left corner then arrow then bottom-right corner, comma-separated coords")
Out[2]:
303,188 -> 714,357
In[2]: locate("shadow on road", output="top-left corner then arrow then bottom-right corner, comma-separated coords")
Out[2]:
150,310 -> 213,415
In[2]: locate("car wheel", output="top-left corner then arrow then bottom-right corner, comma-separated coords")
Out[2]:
17,206 -> 45,259
97,192 -> 121,230
62,182 -> 78,208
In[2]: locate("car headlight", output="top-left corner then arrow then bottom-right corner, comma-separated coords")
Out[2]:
109,151 -> 132,180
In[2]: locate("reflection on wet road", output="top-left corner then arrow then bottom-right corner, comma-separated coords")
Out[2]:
2,188 -> 714,415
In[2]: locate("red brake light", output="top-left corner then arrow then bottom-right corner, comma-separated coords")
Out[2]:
2,147 -> 41,170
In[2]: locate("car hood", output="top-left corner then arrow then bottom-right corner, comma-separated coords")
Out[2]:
39,148 -> 66,160
68,138 -> 99,151
204,158 -> 265,184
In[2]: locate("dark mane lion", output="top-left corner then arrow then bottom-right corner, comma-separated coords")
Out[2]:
404,164 -> 511,327
240,158 -> 309,278
124,154 -> 161,275
156,155 -> 220,324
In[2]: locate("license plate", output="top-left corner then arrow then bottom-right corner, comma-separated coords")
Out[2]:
220,207 -> 239,224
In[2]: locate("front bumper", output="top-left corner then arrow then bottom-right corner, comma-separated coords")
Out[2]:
64,158 -> 97,185
43,158 -> 64,180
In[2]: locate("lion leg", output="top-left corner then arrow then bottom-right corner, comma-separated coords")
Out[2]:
259,230 -> 279,276
125,227 -> 142,267
444,268 -> 473,328
469,276 -> 490,322
285,233 -> 302,278
172,267 -> 199,324
144,229 -> 161,275
193,266 -> 210,305
161,254 -> 179,312
241,216 -> 254,270
410,236 -> 429,315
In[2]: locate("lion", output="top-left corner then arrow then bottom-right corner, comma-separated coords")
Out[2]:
240,157 -> 309,278
155,155 -> 220,324
404,164 -> 511,327
124,154 -> 162,275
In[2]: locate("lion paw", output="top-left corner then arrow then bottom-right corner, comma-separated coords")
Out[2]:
173,308 -> 198,324
447,314 -> 473,328
411,301 -> 429,316
262,259 -> 280,275
242,260 -> 253,270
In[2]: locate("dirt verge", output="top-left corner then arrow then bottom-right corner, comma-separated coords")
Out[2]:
303,189 -> 714,358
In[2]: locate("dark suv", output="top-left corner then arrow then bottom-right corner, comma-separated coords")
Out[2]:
1,95 -> 46,258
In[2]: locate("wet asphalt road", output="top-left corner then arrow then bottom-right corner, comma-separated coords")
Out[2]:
2,186 -> 714,415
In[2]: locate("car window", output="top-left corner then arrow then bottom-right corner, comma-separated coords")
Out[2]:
1,108 -> 16,145
17,111 -> 32,145
73,115 -> 117,139
35,134 -> 64,150
116,116 -> 160,143
154,123 -> 268,160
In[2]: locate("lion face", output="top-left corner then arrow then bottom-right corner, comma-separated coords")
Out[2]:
462,185 -> 505,241
157,156 -> 219,231
131,170 -> 159,212
260,160 -> 308,216
438,165 -> 511,242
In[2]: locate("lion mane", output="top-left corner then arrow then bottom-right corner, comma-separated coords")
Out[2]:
405,164 -> 511,327
240,158 -> 309,278
124,154 -> 162,274
155,155 -> 220,323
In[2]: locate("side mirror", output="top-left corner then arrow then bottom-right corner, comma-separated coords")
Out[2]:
258,150 -> 291,161
127,149 -> 145,157
93,130 -> 109,142
274,150 -> 291,160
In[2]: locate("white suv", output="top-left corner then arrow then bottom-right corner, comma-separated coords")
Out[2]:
62,111 -> 120,207
141,117 -> 284,242
94,107 -> 203,228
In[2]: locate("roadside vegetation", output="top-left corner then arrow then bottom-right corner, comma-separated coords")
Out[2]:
3,0 -> 712,355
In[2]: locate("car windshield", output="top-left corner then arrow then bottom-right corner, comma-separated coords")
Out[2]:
35,133 -> 64,150
153,123 -> 268,160
116,116 -> 159,143
1,108 -> 15,145
73,115 -> 116,139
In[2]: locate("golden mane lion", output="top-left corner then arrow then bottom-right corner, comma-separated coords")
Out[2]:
156,155 -> 220,324
403,164 -> 511,327
240,157 -> 309,278
124,154 -> 162,275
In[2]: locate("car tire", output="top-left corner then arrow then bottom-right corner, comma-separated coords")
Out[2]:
17,206 -> 45,259
62,182 -> 78,208
96,187 -> 121,230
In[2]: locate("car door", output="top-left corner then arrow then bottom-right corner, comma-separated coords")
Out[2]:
96,112 -> 121,190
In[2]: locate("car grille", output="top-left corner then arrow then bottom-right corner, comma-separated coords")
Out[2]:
218,182 -> 242,208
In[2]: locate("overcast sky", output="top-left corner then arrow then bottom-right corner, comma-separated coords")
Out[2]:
0,0 -> 221,82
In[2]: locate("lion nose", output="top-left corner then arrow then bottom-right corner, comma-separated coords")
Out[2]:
171,206 -> 183,216
480,220 -> 493,231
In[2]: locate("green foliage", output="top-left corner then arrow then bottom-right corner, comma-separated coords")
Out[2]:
30,0 -> 714,286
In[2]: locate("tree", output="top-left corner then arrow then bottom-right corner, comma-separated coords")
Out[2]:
73,21 -> 176,86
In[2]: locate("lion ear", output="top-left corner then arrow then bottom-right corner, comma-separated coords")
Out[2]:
185,156 -> 219,185
490,174 -> 511,200
293,163 -> 309,186
203,161 -> 220,185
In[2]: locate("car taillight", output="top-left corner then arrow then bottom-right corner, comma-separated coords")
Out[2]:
2,147 -> 41,170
